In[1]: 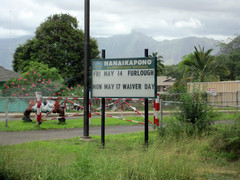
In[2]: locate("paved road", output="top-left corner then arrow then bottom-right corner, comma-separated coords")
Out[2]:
0,125 -> 154,146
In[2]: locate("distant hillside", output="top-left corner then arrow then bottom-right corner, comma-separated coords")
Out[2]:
0,36 -> 31,70
0,32 -> 220,70
96,31 -> 220,64
217,35 -> 240,55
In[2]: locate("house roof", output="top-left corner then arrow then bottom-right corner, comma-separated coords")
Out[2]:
157,76 -> 175,86
0,66 -> 20,82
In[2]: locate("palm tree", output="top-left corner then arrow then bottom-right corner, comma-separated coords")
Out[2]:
149,52 -> 164,75
183,45 -> 229,82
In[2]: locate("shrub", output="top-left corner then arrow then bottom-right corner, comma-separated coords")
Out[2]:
158,91 -> 215,139
176,92 -> 213,133
2,62 -> 84,98
158,119 -> 198,140
211,120 -> 240,159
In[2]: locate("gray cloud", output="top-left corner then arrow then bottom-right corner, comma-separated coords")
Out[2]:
0,0 -> 239,40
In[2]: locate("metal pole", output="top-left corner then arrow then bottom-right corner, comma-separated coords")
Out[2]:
102,49 -> 106,59
89,92 -> 92,125
101,49 -> 106,148
5,100 -> 8,127
83,0 -> 90,138
160,99 -> 163,128
236,91 -> 239,110
144,49 -> 149,148
101,98 -> 105,148
145,98 -> 149,148
121,100 -> 123,119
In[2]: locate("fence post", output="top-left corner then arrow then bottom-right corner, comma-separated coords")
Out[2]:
5,100 -> 8,127
18,99 -> 20,112
153,99 -> 156,126
160,98 -> 163,128
236,91 -> 239,110
35,92 -> 42,125
156,93 -> 160,127
121,99 -> 123,119
89,99 -> 92,124
64,97 -> 67,114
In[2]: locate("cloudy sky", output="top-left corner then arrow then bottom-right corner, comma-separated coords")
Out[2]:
1,0 -> 240,41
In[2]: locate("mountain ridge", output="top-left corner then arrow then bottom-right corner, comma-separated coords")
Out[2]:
0,32 -> 220,70
0,35 -> 32,70
96,31 -> 220,64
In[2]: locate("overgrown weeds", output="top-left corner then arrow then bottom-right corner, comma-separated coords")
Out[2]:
0,133 -> 199,180
210,119 -> 240,160
1,129 -> 240,179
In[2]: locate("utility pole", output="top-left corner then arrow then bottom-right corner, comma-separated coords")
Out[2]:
82,0 -> 91,139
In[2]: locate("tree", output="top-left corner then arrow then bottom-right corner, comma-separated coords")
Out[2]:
164,63 -> 188,93
216,36 -> 240,80
149,52 -> 164,75
3,62 -> 64,97
183,45 -> 229,82
2,62 -> 84,97
13,14 -> 99,86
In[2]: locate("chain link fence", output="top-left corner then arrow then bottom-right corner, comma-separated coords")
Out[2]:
1,92 -> 239,126
0,95 -> 155,126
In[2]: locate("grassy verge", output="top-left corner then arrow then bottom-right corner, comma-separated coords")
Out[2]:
212,112 -> 240,122
0,116 -> 144,132
0,115 -> 176,132
0,130 -> 239,180
1,111 -> 238,132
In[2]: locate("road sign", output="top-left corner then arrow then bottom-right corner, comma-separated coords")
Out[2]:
91,57 -> 157,98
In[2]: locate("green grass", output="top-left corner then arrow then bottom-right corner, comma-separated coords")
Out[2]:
0,115 -> 176,132
0,116 -> 145,132
211,112 -> 240,122
1,111 -> 238,132
0,130 -> 239,180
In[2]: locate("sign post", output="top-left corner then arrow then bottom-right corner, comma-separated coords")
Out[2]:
91,50 -> 157,147
144,49 -> 149,148
91,58 -> 157,98
101,49 -> 106,148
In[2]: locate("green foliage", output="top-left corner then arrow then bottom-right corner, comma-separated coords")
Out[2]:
182,46 -> 229,82
167,79 -> 188,93
158,120 -> 199,139
2,62 -> 85,97
216,36 -> 240,80
13,13 -> 99,86
176,92 -> 213,133
23,61 -> 63,81
211,119 -> 240,159
149,52 -> 164,75
163,63 -> 188,93
2,63 -> 64,97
